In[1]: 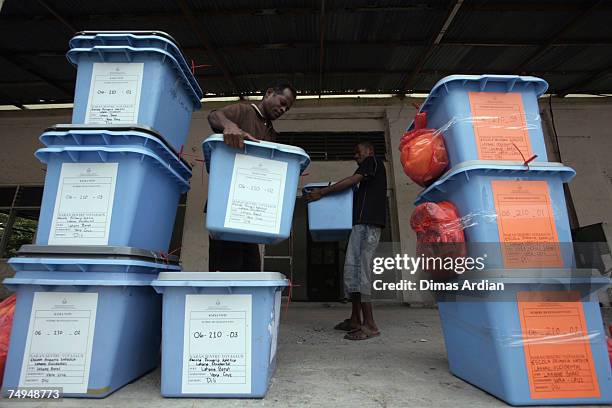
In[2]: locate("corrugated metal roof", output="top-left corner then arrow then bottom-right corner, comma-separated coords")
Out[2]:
446,9 -> 582,41
585,74 -> 612,93
549,46 -> 612,72
1,0 -> 611,105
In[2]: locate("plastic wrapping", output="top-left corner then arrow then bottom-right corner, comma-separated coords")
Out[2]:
414,159 -> 578,270
0,294 -> 16,387
399,109 -> 546,187
436,284 -> 612,402
399,112 -> 449,187
406,75 -> 550,171
431,112 -> 544,164
441,307 -> 603,348
408,197 -> 593,272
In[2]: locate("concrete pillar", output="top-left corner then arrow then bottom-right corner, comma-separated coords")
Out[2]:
385,104 -> 434,305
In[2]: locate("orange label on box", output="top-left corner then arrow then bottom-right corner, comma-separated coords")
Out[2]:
517,291 -> 600,399
492,180 -> 563,268
468,92 -> 534,161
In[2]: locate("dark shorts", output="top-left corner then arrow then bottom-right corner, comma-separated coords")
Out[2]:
208,237 -> 261,272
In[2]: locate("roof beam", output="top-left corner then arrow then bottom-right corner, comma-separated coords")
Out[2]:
399,0 -> 464,93
192,69 -> 595,83
318,0 -> 326,96
0,69 -> 598,87
0,91 -> 26,109
8,38 -> 612,59
4,3 -> 612,24
513,0 -> 605,73
462,2 -> 610,12
175,0 -> 238,93
0,53 -> 73,97
442,39 -> 612,47
556,65 -> 612,96
0,4 -> 445,24
36,0 -> 77,33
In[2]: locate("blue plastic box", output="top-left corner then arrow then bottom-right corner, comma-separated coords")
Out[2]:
1,258 -> 180,398
69,31 -> 203,98
436,272 -> 612,405
415,161 -> 576,268
151,272 -> 289,398
67,45 -> 202,151
35,145 -> 191,252
203,135 -> 310,244
303,182 -> 353,242
39,124 -> 191,176
409,75 -> 549,167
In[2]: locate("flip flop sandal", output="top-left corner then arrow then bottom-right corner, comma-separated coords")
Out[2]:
344,328 -> 380,341
334,319 -> 358,331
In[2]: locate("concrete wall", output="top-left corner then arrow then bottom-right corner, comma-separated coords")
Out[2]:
1,97 -> 611,303
540,99 -> 612,227
0,110 -> 71,185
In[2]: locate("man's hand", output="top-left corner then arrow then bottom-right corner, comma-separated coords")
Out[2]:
223,123 -> 259,149
303,189 -> 323,202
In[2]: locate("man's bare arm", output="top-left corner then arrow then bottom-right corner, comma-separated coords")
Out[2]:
303,174 -> 363,202
207,110 -> 258,149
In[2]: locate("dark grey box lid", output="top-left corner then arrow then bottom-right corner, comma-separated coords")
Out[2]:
17,245 -> 179,265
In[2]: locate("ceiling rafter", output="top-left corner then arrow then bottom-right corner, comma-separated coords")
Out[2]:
513,0 -> 605,73
399,0 -> 464,93
318,0 -> 326,97
36,0 -> 77,33
7,38 -> 612,60
175,0 -> 238,93
0,53 -> 73,97
557,64 -> 612,96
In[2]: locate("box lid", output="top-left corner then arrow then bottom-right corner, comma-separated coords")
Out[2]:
17,245 -> 179,265
66,46 -> 202,108
202,134 -> 310,174
72,30 -> 181,47
415,160 -> 576,205
303,182 -> 333,191
408,74 -> 548,131
156,271 -> 286,281
69,31 -> 203,98
41,124 -> 191,171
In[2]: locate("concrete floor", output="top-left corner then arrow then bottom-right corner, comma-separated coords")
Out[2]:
3,303 -> 612,408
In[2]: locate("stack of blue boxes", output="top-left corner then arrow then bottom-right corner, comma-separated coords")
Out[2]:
411,75 -> 611,405
1,32 -> 202,398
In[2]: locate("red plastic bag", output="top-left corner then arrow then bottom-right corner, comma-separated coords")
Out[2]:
410,201 -> 466,279
0,294 -> 17,387
399,112 -> 449,187
608,325 -> 612,368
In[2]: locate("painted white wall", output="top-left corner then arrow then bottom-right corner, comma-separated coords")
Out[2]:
540,99 -> 612,226
0,110 -> 71,184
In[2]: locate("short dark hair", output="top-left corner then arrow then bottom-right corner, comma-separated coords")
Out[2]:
357,141 -> 375,153
266,79 -> 297,99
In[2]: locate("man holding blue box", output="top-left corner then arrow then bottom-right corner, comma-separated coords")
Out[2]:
206,80 -> 296,271
304,142 -> 387,340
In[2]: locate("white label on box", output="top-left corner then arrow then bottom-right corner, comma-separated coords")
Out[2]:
182,294 -> 252,394
19,292 -> 98,394
48,163 -> 118,245
84,62 -> 144,124
269,290 -> 282,363
224,154 -> 287,235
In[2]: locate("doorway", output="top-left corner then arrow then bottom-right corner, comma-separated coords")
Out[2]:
263,194 -> 395,301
